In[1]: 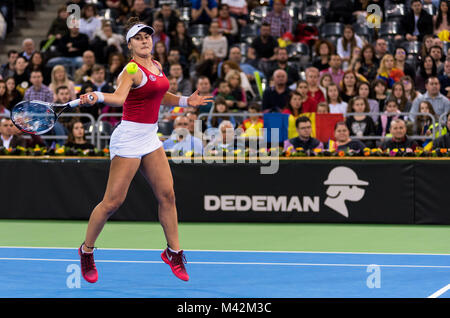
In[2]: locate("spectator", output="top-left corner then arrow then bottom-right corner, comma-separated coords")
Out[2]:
23,70 -> 54,103
402,0 -> 434,42
340,70 -> 359,103
0,50 -> 18,80
415,55 -> 438,93
345,96 -> 377,147
26,52 -> 51,85
377,54 -> 405,89
104,0 -> 130,26
91,21 -> 126,64
0,80 -> 11,117
282,91 -> 303,138
317,102 -> 330,114
53,85 -> 80,130
166,48 -> 189,78
50,26 -> 89,72
359,44 -> 379,82
337,25 -> 364,69
432,114 -> 450,149
195,76 -> 214,114
267,47 -> 299,87
201,21 -> 228,60
220,0 -> 248,27
295,80 -> 317,114
167,76 -> 182,96
215,4 -> 239,45
380,119 -> 418,150
170,21 -> 195,62
326,121 -> 366,152
248,22 -> 278,62
430,45 -> 445,74
153,41 -> 169,71
154,3 -> 180,38
326,83 -> 348,115
225,69 -> 247,110
207,96 -> 236,129
320,54 -> 345,87
388,82 -> 412,113
240,102 -> 264,137
374,38 -> 388,63
357,81 -> 380,123
261,0 -> 292,38
347,46 -> 363,73
438,58 -> 450,97
4,77 -> 22,110
194,49 -> 219,85
106,53 -> 126,85
434,0 -> 450,36
185,111 -> 201,137
79,3 -> 102,42
73,50 -> 96,84
401,75 -> 422,103
206,120 -> 238,152
127,0 -> 154,26
371,78 -> 388,113
163,115 -> 204,155
65,119 -> 95,150
191,0 -> 218,25
169,63 -> 192,96
413,100 -> 437,136
394,46 -> 416,80
48,65 -> 77,101
319,73 -> 333,96
312,40 -> 335,72
20,38 -> 36,61
410,76 -> 450,122
13,56 -> 31,96
0,117 -> 25,149
262,69 -> 291,113
284,116 -> 323,152
420,34 -> 435,59
152,18 -> 170,54
305,67 -> 325,111
377,99 -> 402,138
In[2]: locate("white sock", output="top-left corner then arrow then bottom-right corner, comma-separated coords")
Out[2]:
82,244 -> 94,254
168,247 -> 181,254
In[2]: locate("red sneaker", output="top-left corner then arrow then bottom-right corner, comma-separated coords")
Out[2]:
161,248 -> 189,281
78,244 -> 98,283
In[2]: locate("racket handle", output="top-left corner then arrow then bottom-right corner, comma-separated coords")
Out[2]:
68,95 -> 94,108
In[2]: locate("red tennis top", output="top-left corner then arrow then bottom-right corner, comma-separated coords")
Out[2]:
122,59 -> 170,124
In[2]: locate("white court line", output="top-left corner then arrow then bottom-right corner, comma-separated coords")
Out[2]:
1,246 -> 450,256
1,257 -> 450,269
428,284 -> 450,298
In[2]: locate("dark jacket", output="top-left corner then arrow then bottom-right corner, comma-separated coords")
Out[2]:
381,136 -> 418,150
401,9 -> 433,41
433,132 -> 450,149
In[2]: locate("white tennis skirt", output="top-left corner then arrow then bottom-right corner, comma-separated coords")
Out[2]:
109,120 -> 162,160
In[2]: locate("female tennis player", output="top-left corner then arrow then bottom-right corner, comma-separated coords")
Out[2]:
77,18 -> 213,283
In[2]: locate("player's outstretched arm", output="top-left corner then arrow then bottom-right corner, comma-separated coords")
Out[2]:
162,90 -> 214,108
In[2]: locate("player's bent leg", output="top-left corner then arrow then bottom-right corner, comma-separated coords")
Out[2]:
140,147 -> 189,281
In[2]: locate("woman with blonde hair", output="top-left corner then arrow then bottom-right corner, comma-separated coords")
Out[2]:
49,65 -> 76,101
376,54 -> 404,89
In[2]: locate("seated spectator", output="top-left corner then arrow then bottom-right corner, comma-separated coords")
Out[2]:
410,76 -> 450,122
170,21 -> 195,62
305,67 -> 326,111
0,50 -> 19,80
201,21 -> 228,60
127,0 -> 154,26
337,25 -> 364,69
327,121 -> 366,152
262,69 -> 291,113
54,85 -> 79,128
377,99 -> 402,138
240,103 -> 264,137
166,48 -> 189,79
225,70 -> 247,111
261,0 -> 292,38
152,18 -> 170,55
154,3 -> 180,38
420,34 -> 435,60
214,80 -> 235,107
371,78 -> 388,112
20,38 -> 37,62
284,116 -> 323,152
106,52 -> 126,85
432,114 -> 450,149
24,70 -> 54,103
401,0 -> 434,42
207,96 -> 236,129
221,0 -> 248,27
401,75 -> 422,103
317,102 -> 330,114
320,54 -> 345,87
346,96 -> 377,148
388,82 -> 412,113
248,22 -> 278,62
313,40 -> 335,72
413,100 -> 438,136
319,73 -> 333,96
195,76 -> 214,114
205,120 -> 238,152
359,44 -> 379,83
266,47 -> 299,87
380,119 -> 419,150
13,56 -> 31,96
11,124 -> 46,148
347,46 -> 363,73
50,26 -> 89,72
26,52 -> 51,85
295,80 -> 317,113
433,0 -> 450,37
357,81 -> 380,123
340,70 -> 359,103
377,54 -> 405,89
169,63 -> 192,96
373,38 -> 388,63
73,50 -> 96,84
191,0 -> 218,25
416,55 -> 438,93
0,117 -> 25,149
103,0 -> 131,26
0,80 -> 11,117
215,4 -> 239,45
4,77 -> 22,110
49,65 -> 77,101
153,40 -> 170,72
429,45 -> 445,74
438,58 -> 450,97
163,114 -> 204,155
282,91 -> 303,138
194,49 -> 219,86
79,3 -> 102,42
394,47 -> 416,80
65,119 -> 95,150
91,21 -> 125,65
326,83 -> 348,115
45,5 -> 70,50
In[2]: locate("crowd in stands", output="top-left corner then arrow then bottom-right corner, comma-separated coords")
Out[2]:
0,0 -> 450,154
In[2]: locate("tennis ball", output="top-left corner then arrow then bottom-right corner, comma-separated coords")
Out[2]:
126,62 -> 138,75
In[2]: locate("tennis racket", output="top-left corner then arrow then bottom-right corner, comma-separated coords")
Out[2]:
11,96 -> 94,135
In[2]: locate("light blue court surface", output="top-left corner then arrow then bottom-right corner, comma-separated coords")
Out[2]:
0,247 -> 449,298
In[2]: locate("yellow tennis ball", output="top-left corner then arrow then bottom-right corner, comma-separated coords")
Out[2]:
126,62 -> 138,74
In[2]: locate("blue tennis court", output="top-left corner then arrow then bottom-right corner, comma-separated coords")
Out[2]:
0,247 -> 449,298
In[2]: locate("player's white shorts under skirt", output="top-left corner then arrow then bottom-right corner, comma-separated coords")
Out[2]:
109,120 -> 163,160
